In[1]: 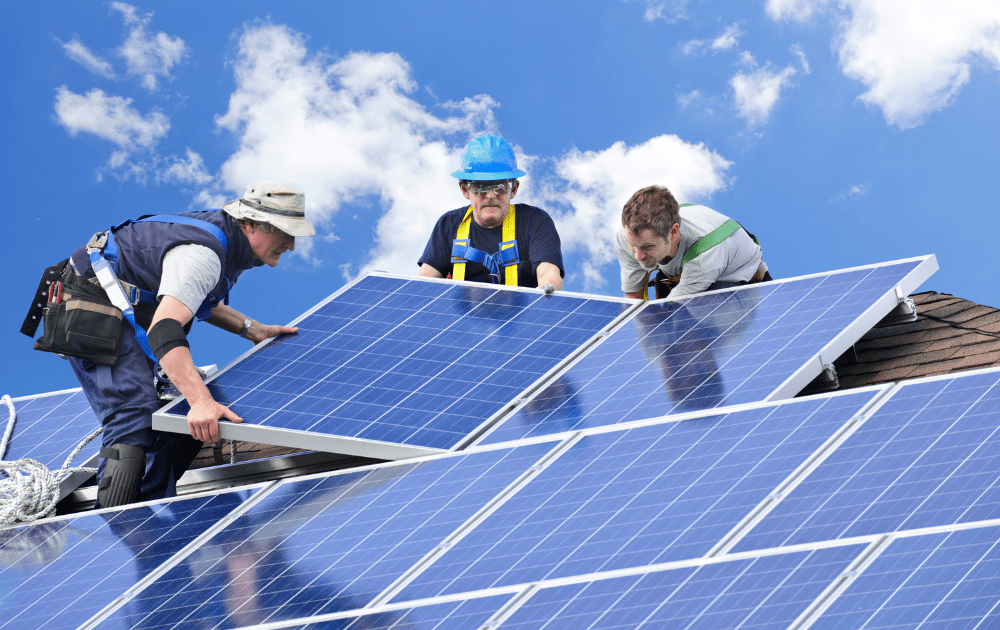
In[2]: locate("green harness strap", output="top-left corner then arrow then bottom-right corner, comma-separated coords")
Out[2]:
681,218 -> 742,266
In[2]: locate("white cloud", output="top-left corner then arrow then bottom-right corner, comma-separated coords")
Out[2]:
766,0 -> 833,22
730,63 -> 798,126
681,39 -> 707,56
628,0 -> 689,22
767,0 -> 1000,128
712,23 -> 743,51
830,182 -> 870,203
160,149 -> 213,185
837,0 -> 1000,128
54,86 -> 169,148
53,86 -> 182,182
683,23 -> 742,56
538,135 -> 733,290
792,44 -> 811,74
61,37 -> 115,78
210,24 -> 496,274
111,1 -> 187,91
676,89 -> 701,108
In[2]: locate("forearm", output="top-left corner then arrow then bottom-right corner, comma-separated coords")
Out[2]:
160,345 -> 214,407
207,304 -> 293,344
536,262 -> 563,291
150,295 -> 243,442
206,304 -> 249,335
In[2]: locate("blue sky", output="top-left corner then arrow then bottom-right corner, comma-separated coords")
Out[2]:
3,0 -> 998,398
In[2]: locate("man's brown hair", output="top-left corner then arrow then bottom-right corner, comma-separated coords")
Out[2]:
621,185 -> 680,239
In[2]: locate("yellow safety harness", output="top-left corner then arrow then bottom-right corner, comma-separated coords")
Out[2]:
451,205 -> 519,285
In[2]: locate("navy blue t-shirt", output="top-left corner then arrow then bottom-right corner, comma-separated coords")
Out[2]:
418,203 -> 564,287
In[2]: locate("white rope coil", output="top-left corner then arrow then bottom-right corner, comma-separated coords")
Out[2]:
1,394 -> 101,527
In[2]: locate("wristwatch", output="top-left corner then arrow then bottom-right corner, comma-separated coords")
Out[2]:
239,317 -> 252,339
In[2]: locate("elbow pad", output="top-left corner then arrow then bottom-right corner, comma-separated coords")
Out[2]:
148,318 -> 189,362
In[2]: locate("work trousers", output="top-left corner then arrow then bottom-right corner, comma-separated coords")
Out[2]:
70,328 -> 203,508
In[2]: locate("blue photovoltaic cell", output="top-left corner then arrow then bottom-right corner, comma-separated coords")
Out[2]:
397,390 -> 879,600
503,543 -> 866,630
481,260 -> 923,445
279,594 -> 512,629
163,275 -> 627,450
734,368 -> 1000,552
102,442 -> 554,629
0,489 -> 255,630
813,525 -> 1000,629
3,388 -> 99,472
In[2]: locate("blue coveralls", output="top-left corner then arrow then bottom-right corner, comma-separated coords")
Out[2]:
66,210 -> 260,506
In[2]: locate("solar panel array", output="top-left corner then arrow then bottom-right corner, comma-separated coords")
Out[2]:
2,388 -> 101,500
155,257 -> 935,459
9,366 -> 1000,629
10,255 -> 1000,629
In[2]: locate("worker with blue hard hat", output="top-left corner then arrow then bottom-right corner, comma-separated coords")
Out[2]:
417,134 -> 564,291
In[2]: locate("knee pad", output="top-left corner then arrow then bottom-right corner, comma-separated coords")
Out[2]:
98,444 -> 147,508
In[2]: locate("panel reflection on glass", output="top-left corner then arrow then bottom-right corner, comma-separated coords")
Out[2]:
502,544 -> 866,630
483,260 -> 921,444
735,368 -> 1000,552
813,525 -> 1000,630
0,490 -> 253,630
400,391 -> 878,599
165,276 -> 628,450
107,442 -> 553,629
5,389 -> 99,471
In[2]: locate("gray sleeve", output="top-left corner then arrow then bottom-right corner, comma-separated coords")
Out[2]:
158,244 -> 223,316
615,227 -> 648,293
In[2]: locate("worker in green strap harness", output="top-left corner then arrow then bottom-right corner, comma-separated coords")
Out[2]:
417,135 -> 564,292
617,185 -> 771,300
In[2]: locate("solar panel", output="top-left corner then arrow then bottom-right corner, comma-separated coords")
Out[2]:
102,441 -> 554,628
477,256 -> 936,445
3,388 -> 100,500
153,274 -> 633,459
500,543 -> 869,630
811,523 -> 1000,629
0,488 -> 260,630
395,388 -> 883,601
733,366 -> 1000,552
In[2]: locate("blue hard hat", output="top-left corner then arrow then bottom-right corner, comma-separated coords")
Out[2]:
451,134 -> 527,181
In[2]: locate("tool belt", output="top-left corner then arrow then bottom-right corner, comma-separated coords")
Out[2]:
25,262 -> 124,366
646,261 -> 771,300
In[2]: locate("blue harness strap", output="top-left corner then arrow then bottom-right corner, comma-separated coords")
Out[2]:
89,213 -> 232,364
451,239 -> 520,284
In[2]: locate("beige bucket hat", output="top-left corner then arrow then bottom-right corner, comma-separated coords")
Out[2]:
222,181 -> 315,237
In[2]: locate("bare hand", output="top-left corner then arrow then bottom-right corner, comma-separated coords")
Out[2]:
187,399 -> 244,443
246,323 -> 298,344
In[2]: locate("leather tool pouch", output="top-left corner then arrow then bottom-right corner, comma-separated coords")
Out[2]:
32,270 -> 124,366
652,272 -> 679,300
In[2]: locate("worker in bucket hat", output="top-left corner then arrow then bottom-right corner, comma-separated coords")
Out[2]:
23,180 -> 313,508
417,135 -> 564,292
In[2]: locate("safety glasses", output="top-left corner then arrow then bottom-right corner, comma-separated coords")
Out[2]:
467,181 -> 513,196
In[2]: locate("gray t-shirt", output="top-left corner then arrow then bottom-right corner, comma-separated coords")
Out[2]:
616,204 -> 762,298
158,244 -> 222,316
